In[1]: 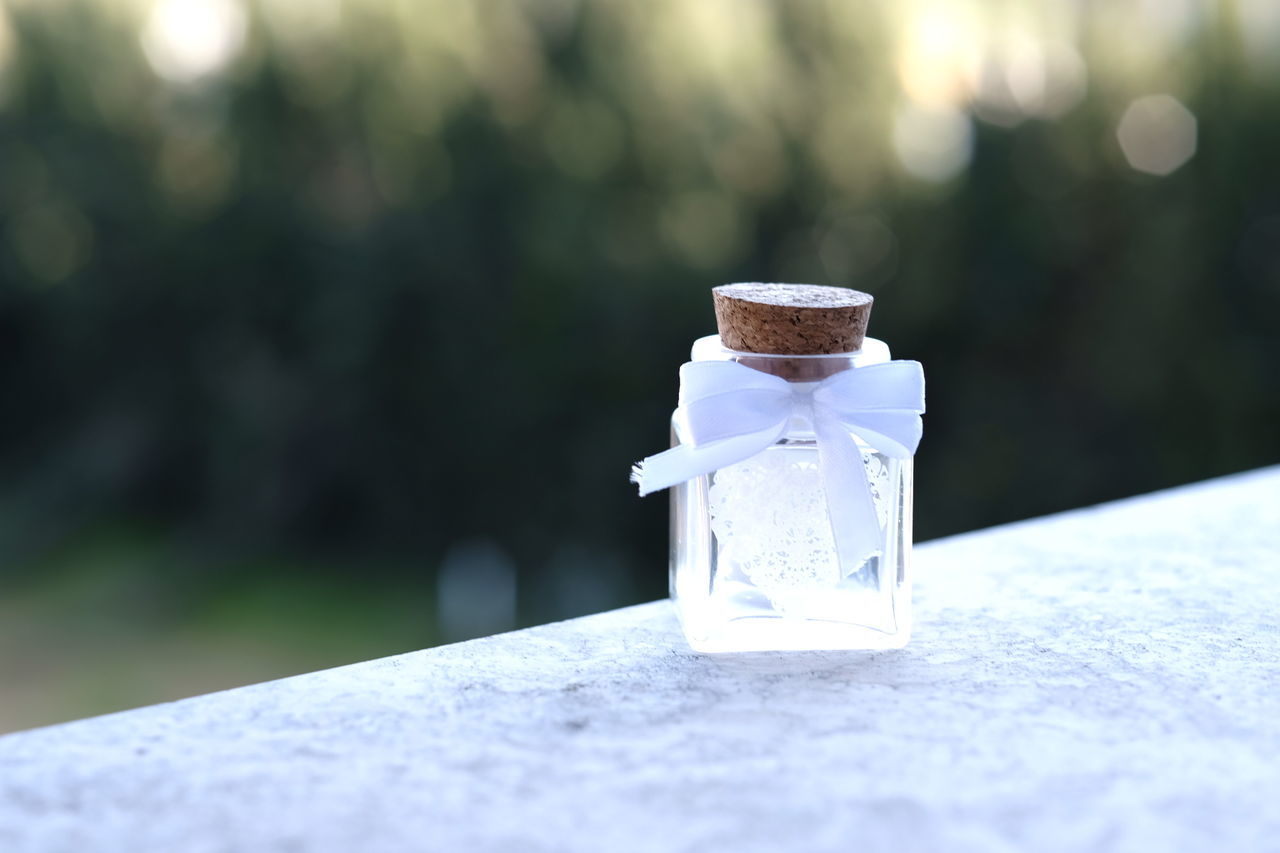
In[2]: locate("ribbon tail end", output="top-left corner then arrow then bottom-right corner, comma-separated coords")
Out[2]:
630,461 -> 655,496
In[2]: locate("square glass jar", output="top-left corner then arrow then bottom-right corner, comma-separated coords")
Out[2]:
669,335 -> 913,652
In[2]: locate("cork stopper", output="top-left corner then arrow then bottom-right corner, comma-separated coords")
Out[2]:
712,283 -> 874,355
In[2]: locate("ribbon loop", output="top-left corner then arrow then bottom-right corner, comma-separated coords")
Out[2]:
814,360 -> 925,413
679,388 -> 791,447
677,360 -> 786,404
632,358 -> 925,566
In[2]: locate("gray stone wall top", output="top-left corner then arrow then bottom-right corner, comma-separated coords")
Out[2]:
2,467 -> 1278,853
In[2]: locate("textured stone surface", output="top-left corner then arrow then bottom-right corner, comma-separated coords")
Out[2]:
2,467 -> 1279,853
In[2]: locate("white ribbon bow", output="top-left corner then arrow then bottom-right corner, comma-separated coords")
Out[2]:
632,359 -> 926,567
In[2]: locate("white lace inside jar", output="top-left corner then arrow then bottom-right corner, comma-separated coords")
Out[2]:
708,443 -> 891,614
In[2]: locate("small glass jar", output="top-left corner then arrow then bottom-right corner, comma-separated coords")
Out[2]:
669,334 -> 913,652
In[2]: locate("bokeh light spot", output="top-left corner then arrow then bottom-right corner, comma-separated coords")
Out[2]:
10,201 -> 95,284
1239,0 -> 1280,75
141,0 -> 247,84
660,191 -> 745,270
260,0 -> 341,50
1116,94 -> 1197,176
897,2 -> 979,108
1037,42 -> 1088,119
973,38 -> 1087,126
436,541 -> 517,643
157,131 -> 237,214
0,5 -> 16,104
818,213 -> 897,290
542,97 -> 624,181
892,103 -> 974,183
713,130 -> 788,199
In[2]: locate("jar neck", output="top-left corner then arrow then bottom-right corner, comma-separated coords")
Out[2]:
689,334 -> 891,382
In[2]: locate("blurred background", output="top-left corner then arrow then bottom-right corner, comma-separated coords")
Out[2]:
1,0 -> 1277,733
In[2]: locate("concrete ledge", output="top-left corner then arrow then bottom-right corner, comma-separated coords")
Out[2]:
2,467 -> 1278,852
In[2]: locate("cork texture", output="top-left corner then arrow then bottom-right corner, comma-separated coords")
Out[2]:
712,283 -> 873,354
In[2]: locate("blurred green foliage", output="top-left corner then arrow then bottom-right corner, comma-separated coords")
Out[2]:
1,0 -> 1278,726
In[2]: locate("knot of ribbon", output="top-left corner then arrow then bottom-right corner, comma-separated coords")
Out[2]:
631,359 -> 926,567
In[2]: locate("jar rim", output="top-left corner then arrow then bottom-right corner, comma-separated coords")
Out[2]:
690,334 -> 891,364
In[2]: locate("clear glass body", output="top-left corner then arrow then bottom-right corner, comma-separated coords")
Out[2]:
669,335 -> 914,653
